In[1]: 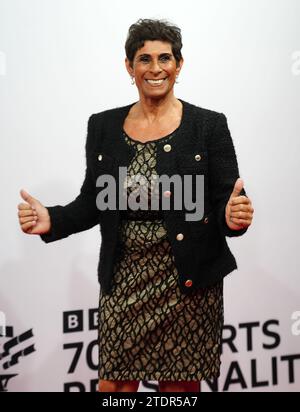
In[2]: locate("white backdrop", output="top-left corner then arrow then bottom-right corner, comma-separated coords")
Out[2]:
1,0 -> 300,392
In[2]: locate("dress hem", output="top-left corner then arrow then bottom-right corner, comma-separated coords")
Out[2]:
98,369 -> 220,382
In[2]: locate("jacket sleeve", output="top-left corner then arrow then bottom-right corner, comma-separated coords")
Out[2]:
208,112 -> 248,238
40,114 -> 99,243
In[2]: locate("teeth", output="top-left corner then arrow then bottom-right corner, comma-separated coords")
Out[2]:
146,78 -> 166,85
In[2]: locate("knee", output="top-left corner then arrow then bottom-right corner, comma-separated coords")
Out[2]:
98,379 -> 118,392
159,380 -> 183,392
98,379 -> 139,392
118,380 -> 140,392
159,380 -> 200,392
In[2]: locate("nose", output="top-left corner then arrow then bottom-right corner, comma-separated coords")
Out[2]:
149,58 -> 163,73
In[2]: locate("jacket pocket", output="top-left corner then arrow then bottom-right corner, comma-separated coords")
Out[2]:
89,151 -> 116,175
188,211 -> 222,262
187,210 -> 217,238
176,151 -> 208,174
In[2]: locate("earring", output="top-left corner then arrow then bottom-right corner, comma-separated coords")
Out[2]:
131,76 -> 135,85
175,75 -> 179,84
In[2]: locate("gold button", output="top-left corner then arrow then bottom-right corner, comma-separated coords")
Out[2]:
163,144 -> 172,152
98,154 -> 103,161
204,217 -> 209,224
176,233 -> 184,241
195,154 -> 201,161
185,279 -> 193,287
163,190 -> 172,198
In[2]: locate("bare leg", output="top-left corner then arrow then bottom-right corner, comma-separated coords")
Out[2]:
159,380 -> 200,392
98,379 -> 140,392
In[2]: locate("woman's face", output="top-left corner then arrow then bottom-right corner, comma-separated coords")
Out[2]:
125,40 -> 183,100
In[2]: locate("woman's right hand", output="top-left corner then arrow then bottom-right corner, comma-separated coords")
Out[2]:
18,189 -> 51,235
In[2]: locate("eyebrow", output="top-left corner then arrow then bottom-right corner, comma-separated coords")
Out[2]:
136,53 -> 173,59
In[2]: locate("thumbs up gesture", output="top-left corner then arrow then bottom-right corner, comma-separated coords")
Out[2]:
17,189 -> 51,235
225,178 -> 254,230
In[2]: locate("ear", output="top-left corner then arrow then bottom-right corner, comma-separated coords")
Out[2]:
125,57 -> 134,77
176,57 -> 184,75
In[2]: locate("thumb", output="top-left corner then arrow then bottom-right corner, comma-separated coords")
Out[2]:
20,189 -> 38,207
230,178 -> 244,199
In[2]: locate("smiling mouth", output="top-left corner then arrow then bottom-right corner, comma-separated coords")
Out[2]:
145,77 -> 168,86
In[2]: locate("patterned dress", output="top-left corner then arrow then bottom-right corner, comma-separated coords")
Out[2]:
98,129 -> 224,382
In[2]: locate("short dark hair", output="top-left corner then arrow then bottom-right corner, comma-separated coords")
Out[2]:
125,18 -> 183,67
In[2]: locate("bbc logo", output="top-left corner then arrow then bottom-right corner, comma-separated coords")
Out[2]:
63,309 -> 98,333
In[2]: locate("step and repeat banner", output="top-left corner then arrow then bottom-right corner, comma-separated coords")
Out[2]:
1,0 -> 299,392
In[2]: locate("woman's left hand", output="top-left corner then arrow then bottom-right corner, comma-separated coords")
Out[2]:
225,178 -> 254,230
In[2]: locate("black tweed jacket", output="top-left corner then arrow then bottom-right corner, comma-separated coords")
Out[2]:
40,99 -> 248,295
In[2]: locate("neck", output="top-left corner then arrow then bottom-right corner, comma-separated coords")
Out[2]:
135,92 -> 181,122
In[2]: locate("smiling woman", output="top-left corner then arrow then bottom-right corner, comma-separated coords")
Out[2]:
123,19 -> 183,123
137,52 -> 174,85
18,17 -> 253,394
125,42 -> 182,108
98,19 -> 220,393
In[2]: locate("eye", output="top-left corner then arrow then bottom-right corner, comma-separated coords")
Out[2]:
139,56 -> 150,63
160,55 -> 171,62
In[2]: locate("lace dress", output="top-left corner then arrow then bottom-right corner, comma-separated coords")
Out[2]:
98,129 -> 224,382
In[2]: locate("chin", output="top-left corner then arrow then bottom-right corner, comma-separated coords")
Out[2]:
143,89 -> 172,99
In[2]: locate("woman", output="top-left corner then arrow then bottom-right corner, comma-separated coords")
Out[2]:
17,19 -> 254,392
